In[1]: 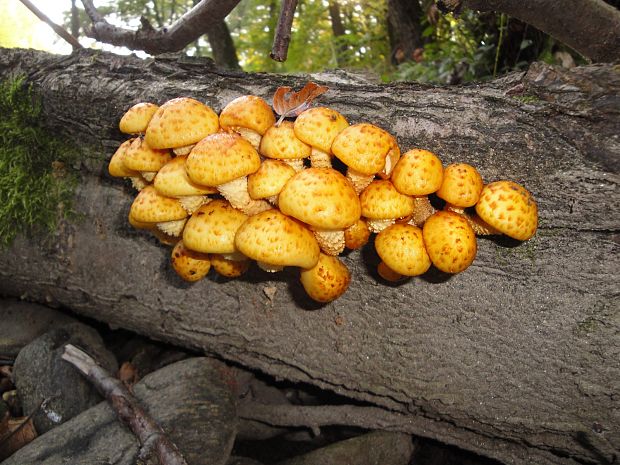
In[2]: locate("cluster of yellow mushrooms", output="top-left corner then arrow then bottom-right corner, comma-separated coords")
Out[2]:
108,94 -> 538,303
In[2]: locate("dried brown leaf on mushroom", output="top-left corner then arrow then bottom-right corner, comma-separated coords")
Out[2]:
273,82 -> 329,125
0,416 -> 38,460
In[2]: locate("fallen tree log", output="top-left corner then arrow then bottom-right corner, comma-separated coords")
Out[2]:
0,48 -> 618,465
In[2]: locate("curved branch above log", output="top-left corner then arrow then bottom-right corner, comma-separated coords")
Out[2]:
0,48 -> 618,465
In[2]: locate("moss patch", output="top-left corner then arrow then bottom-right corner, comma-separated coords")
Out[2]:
0,77 -> 80,248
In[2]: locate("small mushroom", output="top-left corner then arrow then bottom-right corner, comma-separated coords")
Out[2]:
247,159 -> 297,206
171,240 -> 211,282
185,132 -> 271,216
259,121 -> 311,172
219,95 -> 276,150
332,123 -> 400,194
153,156 -> 217,214
293,107 -> 349,169
300,253 -> 351,303
422,211 -> 477,274
122,137 -> 172,182
108,138 -> 148,190
475,180 -> 538,241
278,168 -> 361,256
344,219 -> 371,250
391,149 -> 443,226
129,185 -> 188,237
360,180 -> 415,233
119,102 -> 159,135
209,254 -> 251,278
374,223 -> 431,281
145,97 -> 220,155
234,209 -> 320,272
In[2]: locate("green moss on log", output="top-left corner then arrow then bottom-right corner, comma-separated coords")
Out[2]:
0,77 -> 80,248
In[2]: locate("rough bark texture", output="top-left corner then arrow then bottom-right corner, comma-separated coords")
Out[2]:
0,48 -> 618,465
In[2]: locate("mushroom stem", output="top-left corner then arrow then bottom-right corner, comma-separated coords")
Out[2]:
312,228 -> 346,256
218,177 -> 272,216
346,168 -> 374,194
367,218 -> 395,234
130,175 -> 148,191
444,204 -> 501,235
283,159 -> 305,172
309,148 -> 331,169
407,196 -> 436,227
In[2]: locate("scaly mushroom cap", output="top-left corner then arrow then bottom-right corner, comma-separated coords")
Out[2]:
108,139 -> 139,178
360,180 -> 415,220
278,168 -> 361,230
119,102 -> 159,134
332,123 -> 398,176
171,240 -> 211,282
129,186 -> 188,223
300,253 -> 351,303
344,219 -> 371,250
122,137 -> 172,174
154,156 -> 217,197
183,200 -> 248,254
248,159 -> 296,200
375,224 -> 431,276
423,211 -> 477,273
475,181 -> 538,241
293,107 -> 349,154
391,149 -> 443,196
185,132 -> 261,187
210,254 -> 251,278
234,209 -> 320,270
220,95 -> 276,137
259,121 -> 311,160
437,163 -> 483,207
145,97 -> 219,150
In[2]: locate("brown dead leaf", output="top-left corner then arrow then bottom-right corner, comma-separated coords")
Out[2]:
272,82 -> 329,124
0,416 -> 37,461
0,366 -> 12,378
118,361 -> 139,388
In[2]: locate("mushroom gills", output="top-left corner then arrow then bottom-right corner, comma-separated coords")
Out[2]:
217,177 -> 272,215
156,218 -> 188,237
313,228 -> 346,256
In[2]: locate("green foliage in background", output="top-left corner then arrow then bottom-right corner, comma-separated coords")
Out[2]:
0,77 -> 80,248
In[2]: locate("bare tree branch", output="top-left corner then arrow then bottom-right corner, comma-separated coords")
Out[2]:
18,0 -> 82,50
61,344 -> 188,465
270,0 -> 299,62
80,0 -> 241,55
459,0 -> 620,62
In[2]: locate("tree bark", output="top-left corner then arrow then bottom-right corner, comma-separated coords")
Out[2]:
205,20 -> 241,70
387,0 -> 424,64
0,48 -> 618,465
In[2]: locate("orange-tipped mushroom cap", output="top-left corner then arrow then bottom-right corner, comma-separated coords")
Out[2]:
422,211 -> 477,273
436,163 -> 483,207
235,209 -> 320,270
375,223 -> 431,276
300,253 -> 351,303
185,133 -> 261,187
183,200 -> 248,254
259,121 -> 311,160
119,102 -> 159,134
293,107 -> 349,154
332,123 -> 398,176
391,149 -> 443,196
145,97 -> 219,150
475,181 -> 538,241
220,95 -> 276,138
278,168 -> 361,230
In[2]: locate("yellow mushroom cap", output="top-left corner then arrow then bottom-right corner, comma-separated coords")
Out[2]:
475,181 -> 538,241
360,180 -> 415,220
278,168 -> 361,230
375,224 -> 431,276
259,121 -> 312,160
119,102 -> 159,134
293,107 -> 349,154
423,211 -> 477,273
185,132 -> 261,187
154,156 -> 217,197
171,240 -> 211,282
220,95 -> 276,136
391,149 -> 444,196
248,159 -> 296,200
122,137 -> 172,173
436,163 -> 483,207
234,209 -> 320,269
108,139 -> 139,178
129,186 -> 188,223
331,123 -> 398,176
300,253 -> 351,303
344,219 -> 371,250
209,254 -> 250,278
145,97 -> 219,149
182,200 -> 248,254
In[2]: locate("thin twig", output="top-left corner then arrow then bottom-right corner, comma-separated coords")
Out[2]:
18,0 -> 83,50
62,344 -> 188,465
270,0 -> 299,62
